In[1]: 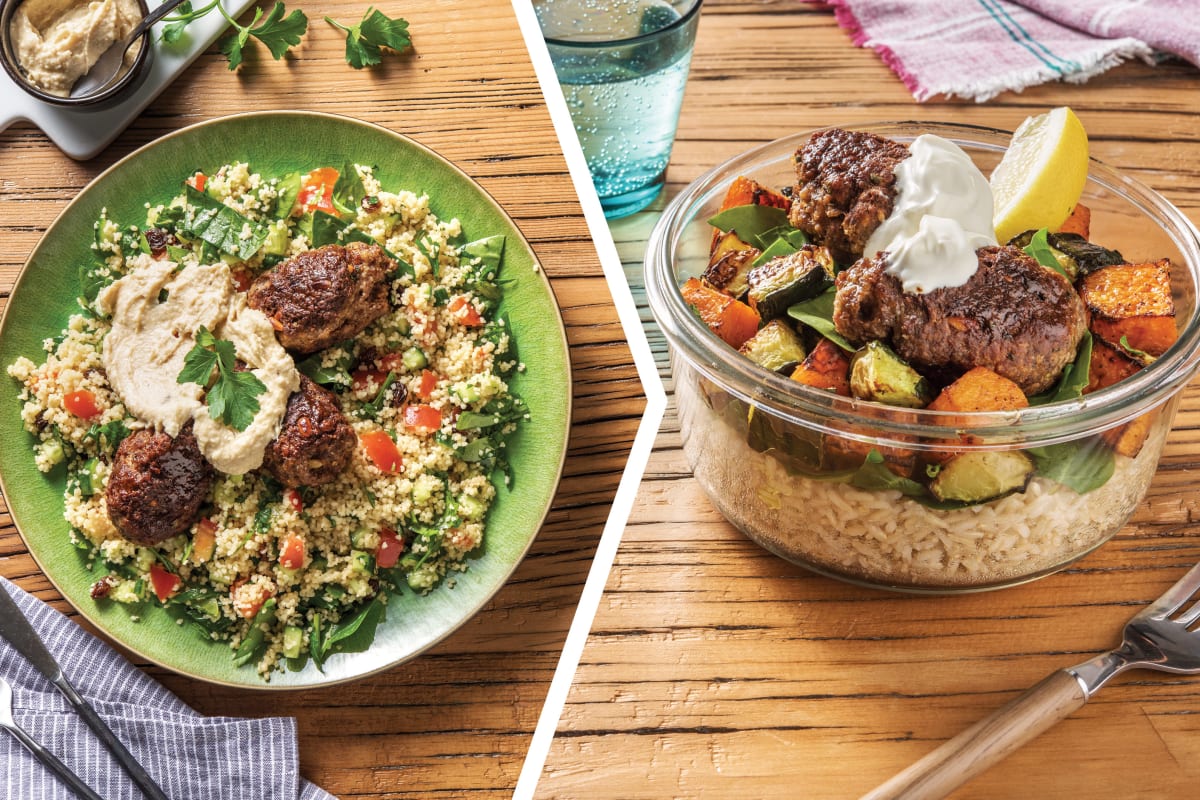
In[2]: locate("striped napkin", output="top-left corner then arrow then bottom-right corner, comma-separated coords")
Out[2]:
0,578 -> 334,800
825,0 -> 1200,102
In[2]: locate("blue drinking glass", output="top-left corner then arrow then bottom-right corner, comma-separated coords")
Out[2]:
537,0 -> 703,220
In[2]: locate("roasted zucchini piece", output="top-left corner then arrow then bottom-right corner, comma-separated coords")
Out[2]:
848,341 -> 933,408
739,320 -> 807,374
746,246 -> 832,320
703,241 -> 759,299
1007,230 -> 1123,280
928,451 -> 1035,503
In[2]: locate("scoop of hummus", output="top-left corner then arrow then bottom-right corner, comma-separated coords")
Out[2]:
98,255 -> 301,475
11,0 -> 140,97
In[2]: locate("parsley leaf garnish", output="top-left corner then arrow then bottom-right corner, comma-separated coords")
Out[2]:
177,326 -> 267,431
219,1 -> 309,71
325,7 -> 412,70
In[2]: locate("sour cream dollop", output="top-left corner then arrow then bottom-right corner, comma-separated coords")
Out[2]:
864,134 -> 998,294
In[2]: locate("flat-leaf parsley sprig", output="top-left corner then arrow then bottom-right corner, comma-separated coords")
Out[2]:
219,1 -> 309,70
324,7 -> 412,69
177,326 -> 267,431
161,0 -> 307,68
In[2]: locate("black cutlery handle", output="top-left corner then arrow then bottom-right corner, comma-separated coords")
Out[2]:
7,722 -> 106,800
58,678 -> 171,800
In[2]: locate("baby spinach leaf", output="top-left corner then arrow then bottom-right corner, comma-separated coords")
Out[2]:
182,185 -> 268,260
1028,438 -> 1115,495
849,450 -> 927,497
751,236 -> 798,268
332,163 -> 367,216
1022,227 -> 1070,279
232,598 -> 277,668
309,210 -> 376,248
708,204 -> 791,249
1029,332 -> 1092,406
786,288 -> 854,352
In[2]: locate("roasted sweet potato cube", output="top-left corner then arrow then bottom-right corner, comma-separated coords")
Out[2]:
928,367 -> 1029,413
924,368 -> 1028,465
821,433 -> 918,478
1080,260 -> 1178,356
1085,336 -> 1143,394
1102,410 -> 1158,458
790,337 -> 850,396
680,277 -> 760,349
718,176 -> 790,213
1056,203 -> 1091,239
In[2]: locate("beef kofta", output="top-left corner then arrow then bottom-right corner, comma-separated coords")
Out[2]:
789,128 -> 910,265
833,245 -> 1088,395
247,242 -> 393,354
263,375 -> 356,488
106,424 -> 214,546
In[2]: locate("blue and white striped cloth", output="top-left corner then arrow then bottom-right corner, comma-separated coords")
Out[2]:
1,578 -> 335,800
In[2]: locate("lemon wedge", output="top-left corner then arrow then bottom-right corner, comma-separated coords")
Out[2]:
990,107 -> 1089,244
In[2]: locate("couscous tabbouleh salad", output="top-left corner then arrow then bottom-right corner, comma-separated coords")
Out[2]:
6,161 -> 527,677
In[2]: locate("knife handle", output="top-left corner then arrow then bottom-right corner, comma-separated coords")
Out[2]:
56,677 -> 171,800
6,721 -> 106,800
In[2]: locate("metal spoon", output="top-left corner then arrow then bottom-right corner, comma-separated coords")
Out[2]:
0,677 -> 105,800
70,0 -> 190,98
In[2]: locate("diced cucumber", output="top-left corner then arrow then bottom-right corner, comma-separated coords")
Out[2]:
282,625 -> 304,659
454,383 -> 481,404
350,550 -> 376,575
350,526 -> 379,550
402,347 -> 427,371
262,219 -> 290,256
458,493 -> 487,521
109,580 -> 143,604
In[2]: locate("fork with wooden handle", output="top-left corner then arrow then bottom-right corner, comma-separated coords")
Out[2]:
861,559 -> 1200,800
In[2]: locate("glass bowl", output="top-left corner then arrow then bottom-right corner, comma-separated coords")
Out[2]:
645,121 -> 1200,593
0,0 -> 152,108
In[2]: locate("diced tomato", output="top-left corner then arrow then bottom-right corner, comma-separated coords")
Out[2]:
351,367 -> 388,393
149,563 -> 181,603
193,518 -> 217,564
63,389 -> 101,420
278,533 -> 306,570
230,578 -> 272,619
403,404 -> 442,433
379,351 -> 406,372
186,172 -> 206,192
360,430 -> 402,473
297,167 -> 339,216
416,369 -> 438,400
375,527 -> 404,569
231,268 -> 254,292
286,489 -> 303,512
448,296 -> 483,327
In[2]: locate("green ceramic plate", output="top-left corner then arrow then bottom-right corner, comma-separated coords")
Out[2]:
0,112 -> 572,688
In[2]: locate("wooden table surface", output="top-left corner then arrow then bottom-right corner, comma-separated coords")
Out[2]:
0,2 -> 643,797
537,2 -> 1200,798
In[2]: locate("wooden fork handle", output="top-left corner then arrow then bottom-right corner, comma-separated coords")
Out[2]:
861,670 -> 1088,800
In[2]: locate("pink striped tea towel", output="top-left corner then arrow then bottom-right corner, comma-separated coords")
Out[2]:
825,0 -> 1200,102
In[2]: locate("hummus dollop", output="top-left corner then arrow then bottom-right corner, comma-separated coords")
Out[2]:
98,256 -> 301,475
10,0 -> 140,97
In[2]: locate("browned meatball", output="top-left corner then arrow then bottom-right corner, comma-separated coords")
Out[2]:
247,242 -> 393,354
834,246 -> 1088,395
106,424 -> 214,546
789,128 -> 910,265
262,375 -> 356,488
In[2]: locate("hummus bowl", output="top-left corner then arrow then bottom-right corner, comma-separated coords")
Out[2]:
645,122 -> 1200,593
0,112 -> 572,687
0,0 -> 152,107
